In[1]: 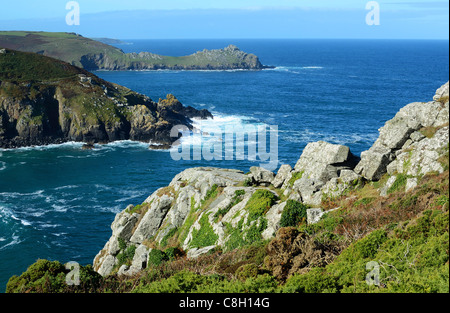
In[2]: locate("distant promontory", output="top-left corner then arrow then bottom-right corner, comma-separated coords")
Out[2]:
0,31 -> 272,71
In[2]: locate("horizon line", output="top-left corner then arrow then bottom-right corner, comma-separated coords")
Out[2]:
1,30 -> 449,41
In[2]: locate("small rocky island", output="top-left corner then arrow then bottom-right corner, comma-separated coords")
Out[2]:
0,31 -> 271,71
0,48 -> 212,149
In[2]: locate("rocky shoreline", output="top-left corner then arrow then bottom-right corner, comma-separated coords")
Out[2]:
0,49 -> 213,149
5,81 -> 449,293
93,82 -> 449,278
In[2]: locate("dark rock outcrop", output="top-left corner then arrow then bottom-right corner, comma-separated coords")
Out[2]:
0,49 -> 212,149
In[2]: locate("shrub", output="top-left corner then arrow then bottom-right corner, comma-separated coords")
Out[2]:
246,189 -> 278,220
6,259 -> 67,293
6,259 -> 104,293
164,247 -> 183,261
235,263 -> 259,281
340,229 -> 388,261
283,268 -> 338,293
280,200 -> 308,227
148,249 -> 169,267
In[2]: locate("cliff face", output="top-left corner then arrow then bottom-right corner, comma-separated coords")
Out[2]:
93,82 -> 449,278
0,32 -> 269,71
0,49 -> 212,149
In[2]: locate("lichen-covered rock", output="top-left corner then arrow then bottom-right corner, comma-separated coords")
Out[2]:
294,141 -> 358,182
433,81 -> 449,102
130,194 -> 174,244
248,166 -> 275,186
262,202 -> 287,240
292,177 -> 324,206
389,127 -> 449,177
355,81 -> 449,181
272,164 -> 292,188
306,208 -> 324,225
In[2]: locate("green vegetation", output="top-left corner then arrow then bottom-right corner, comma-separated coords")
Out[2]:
223,190 -> 277,251
189,212 -> 219,248
6,260 -> 102,293
214,190 -> 245,222
160,227 -> 178,248
117,245 -> 137,267
280,200 -> 308,227
246,189 -> 278,220
284,209 -> 449,293
287,171 -> 304,188
387,173 -> 409,194
133,270 -> 278,293
148,249 -> 170,267
7,204 -> 448,293
0,49 -> 84,81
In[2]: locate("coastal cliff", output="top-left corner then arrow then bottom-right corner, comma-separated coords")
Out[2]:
93,81 -> 449,279
6,82 -> 449,293
0,49 -> 212,149
0,32 -> 269,71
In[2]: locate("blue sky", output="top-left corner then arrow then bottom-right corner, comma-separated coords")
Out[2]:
0,0 -> 448,39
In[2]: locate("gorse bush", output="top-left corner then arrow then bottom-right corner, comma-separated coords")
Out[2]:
148,249 -> 169,267
282,209 -> 449,293
6,260 -> 103,293
280,200 -> 308,227
133,270 -> 279,293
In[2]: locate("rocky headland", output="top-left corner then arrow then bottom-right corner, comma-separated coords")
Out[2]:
91,82 -> 449,283
0,48 -> 212,149
5,82 -> 449,293
0,32 -> 271,71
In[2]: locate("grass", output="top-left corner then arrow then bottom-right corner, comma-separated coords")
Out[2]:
0,49 -> 84,82
387,173 -> 409,194
189,212 -> 219,249
287,171 -> 304,188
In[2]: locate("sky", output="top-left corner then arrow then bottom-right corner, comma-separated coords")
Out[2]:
0,0 -> 448,39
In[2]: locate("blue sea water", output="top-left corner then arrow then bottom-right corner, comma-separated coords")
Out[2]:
0,39 -> 448,291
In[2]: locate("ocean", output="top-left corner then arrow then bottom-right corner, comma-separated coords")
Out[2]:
0,39 -> 448,291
